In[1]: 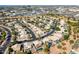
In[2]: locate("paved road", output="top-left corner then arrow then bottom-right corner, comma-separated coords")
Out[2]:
16,20 -> 57,43
0,26 -> 11,54
40,20 -> 57,39
16,20 -> 37,43
0,20 -> 57,53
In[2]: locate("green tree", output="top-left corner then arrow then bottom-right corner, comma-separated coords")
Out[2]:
63,34 -> 69,40
57,44 -> 62,49
69,40 -> 74,44
56,27 -> 61,31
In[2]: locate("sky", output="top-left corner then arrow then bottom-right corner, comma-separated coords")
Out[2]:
0,0 -> 79,5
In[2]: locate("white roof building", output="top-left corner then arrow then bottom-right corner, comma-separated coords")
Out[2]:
33,40 -> 42,47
